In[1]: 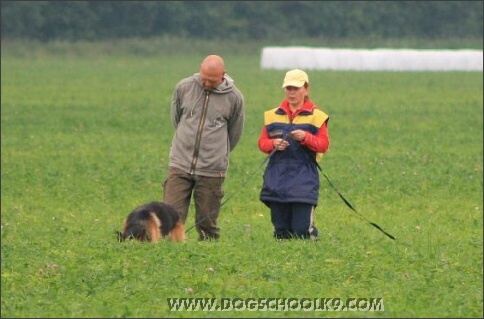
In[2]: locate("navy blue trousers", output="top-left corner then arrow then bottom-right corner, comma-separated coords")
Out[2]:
269,202 -> 318,239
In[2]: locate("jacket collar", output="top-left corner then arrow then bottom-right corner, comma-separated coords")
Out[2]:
275,99 -> 316,116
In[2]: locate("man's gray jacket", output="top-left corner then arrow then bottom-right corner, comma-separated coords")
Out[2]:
168,72 -> 245,177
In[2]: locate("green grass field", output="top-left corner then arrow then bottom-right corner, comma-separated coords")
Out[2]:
1,38 -> 483,318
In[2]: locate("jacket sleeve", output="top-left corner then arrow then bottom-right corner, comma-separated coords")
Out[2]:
227,93 -> 245,151
171,86 -> 182,128
258,126 -> 275,154
300,120 -> 330,153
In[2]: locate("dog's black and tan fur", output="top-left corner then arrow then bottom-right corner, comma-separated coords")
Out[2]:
117,201 -> 185,243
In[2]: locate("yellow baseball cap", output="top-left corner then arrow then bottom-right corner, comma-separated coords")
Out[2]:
282,69 -> 309,88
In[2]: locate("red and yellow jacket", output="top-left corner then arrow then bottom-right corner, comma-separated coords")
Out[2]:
258,99 -> 330,206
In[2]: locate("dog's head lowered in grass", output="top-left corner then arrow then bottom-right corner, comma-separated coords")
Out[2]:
117,201 -> 185,243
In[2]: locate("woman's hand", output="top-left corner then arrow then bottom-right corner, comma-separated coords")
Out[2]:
273,138 -> 289,151
290,129 -> 306,141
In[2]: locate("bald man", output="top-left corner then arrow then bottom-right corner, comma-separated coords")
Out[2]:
162,54 -> 245,241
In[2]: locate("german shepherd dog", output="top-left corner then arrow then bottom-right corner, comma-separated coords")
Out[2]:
117,201 -> 185,243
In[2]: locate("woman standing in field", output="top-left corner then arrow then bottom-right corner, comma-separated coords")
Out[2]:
258,69 -> 330,240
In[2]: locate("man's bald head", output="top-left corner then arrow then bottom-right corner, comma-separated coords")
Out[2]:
200,55 -> 225,90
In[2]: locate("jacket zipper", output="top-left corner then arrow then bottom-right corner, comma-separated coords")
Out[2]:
190,90 -> 210,174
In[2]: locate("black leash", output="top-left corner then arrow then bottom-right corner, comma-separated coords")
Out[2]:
288,129 -> 396,241
321,171 -> 396,240
313,159 -> 396,241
